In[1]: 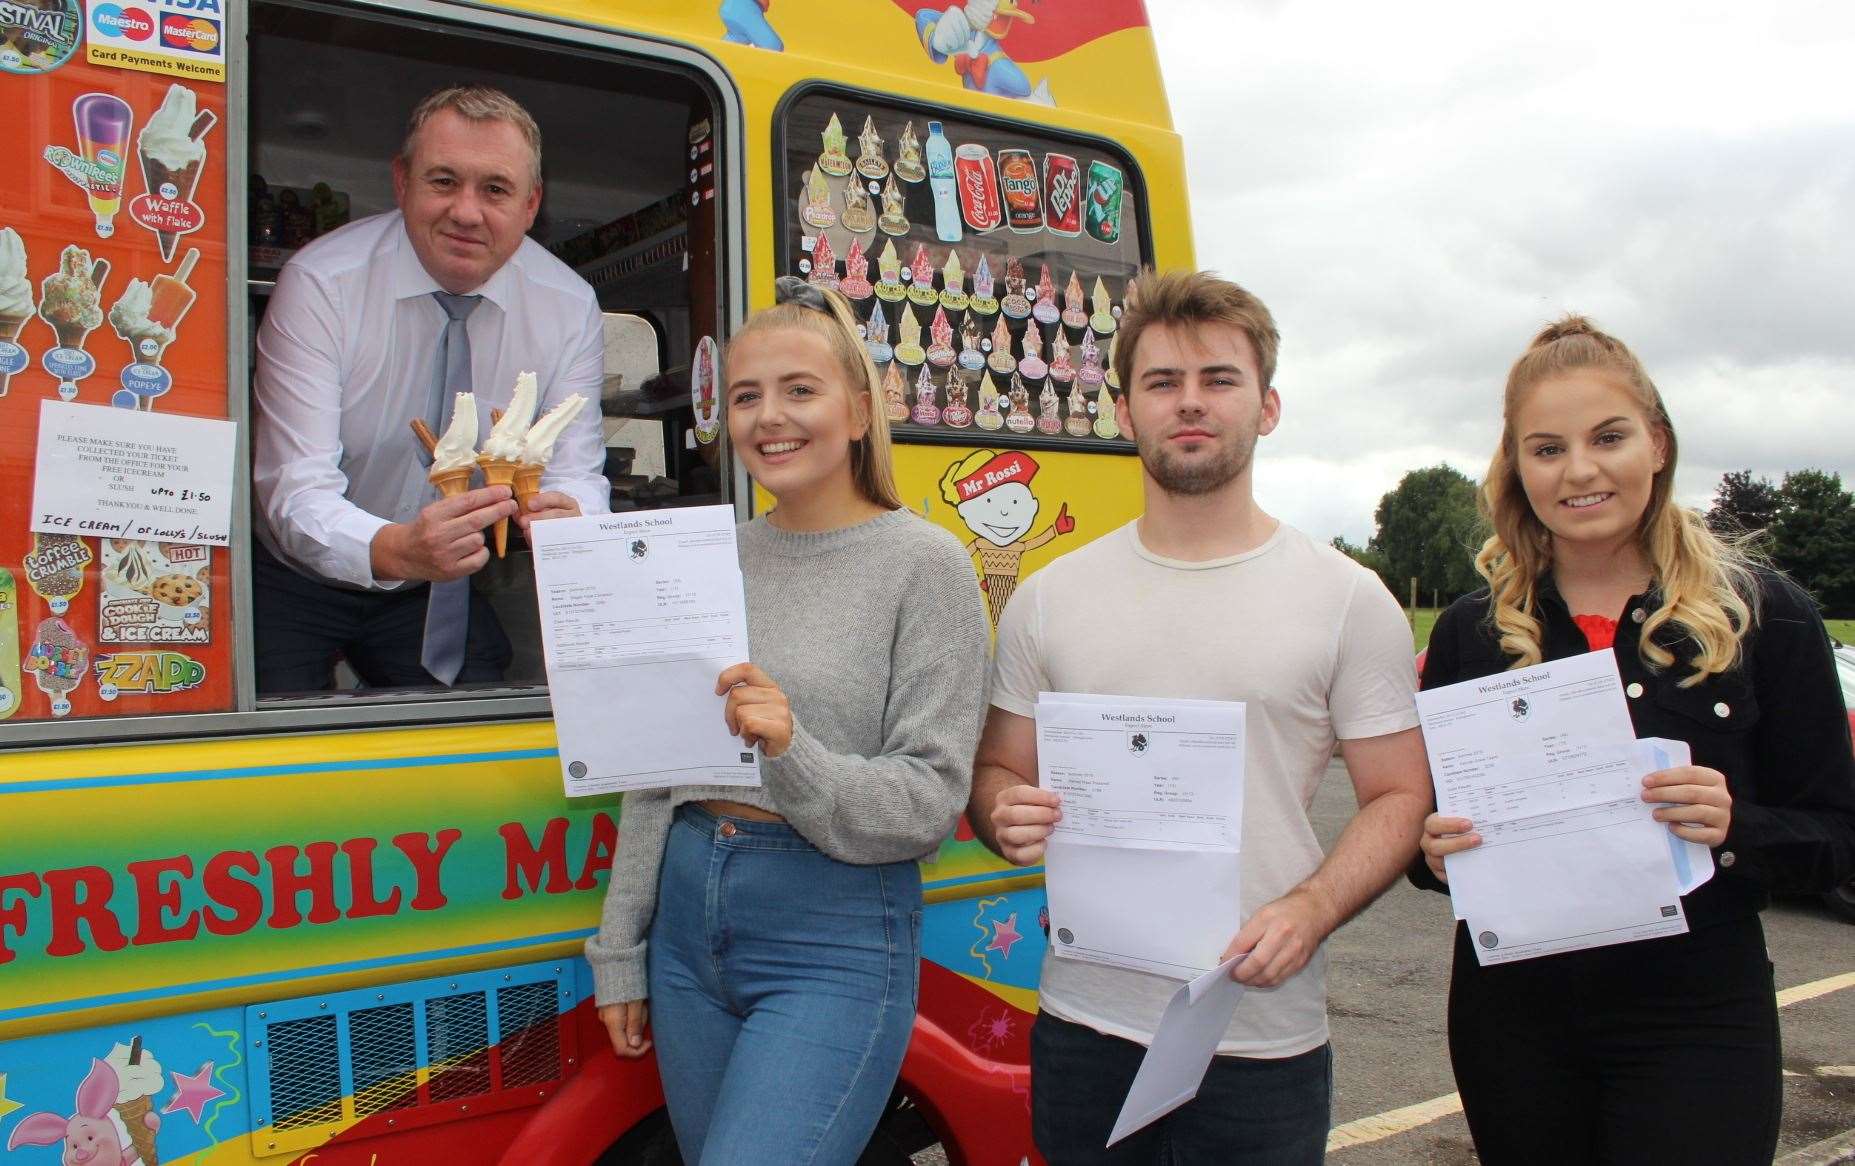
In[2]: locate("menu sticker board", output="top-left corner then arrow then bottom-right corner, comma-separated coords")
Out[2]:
84,0 -> 226,83
32,400 -> 235,544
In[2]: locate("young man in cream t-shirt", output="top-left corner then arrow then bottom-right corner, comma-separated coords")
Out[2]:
969,270 -> 1430,1164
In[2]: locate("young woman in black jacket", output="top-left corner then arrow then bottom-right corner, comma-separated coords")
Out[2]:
1414,316 -> 1855,1165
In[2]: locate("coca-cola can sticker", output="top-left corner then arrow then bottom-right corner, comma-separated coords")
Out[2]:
0,0 -> 82,75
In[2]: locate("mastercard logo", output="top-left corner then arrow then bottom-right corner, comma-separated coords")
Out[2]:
159,14 -> 220,52
93,4 -> 156,41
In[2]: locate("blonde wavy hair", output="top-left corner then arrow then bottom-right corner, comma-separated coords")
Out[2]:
1476,315 -> 1756,684
725,279 -> 902,511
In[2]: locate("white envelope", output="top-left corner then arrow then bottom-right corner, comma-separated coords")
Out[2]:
1044,839 -> 1241,978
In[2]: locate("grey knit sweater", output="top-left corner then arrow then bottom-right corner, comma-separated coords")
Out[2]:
586,508 -> 992,1004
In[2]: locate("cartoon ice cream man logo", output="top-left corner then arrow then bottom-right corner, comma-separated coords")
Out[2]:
942,449 -> 1074,624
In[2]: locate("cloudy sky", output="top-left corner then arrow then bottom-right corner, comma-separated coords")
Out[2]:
1147,0 -> 1855,545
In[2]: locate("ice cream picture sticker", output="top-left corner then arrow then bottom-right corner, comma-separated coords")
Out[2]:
24,531 -> 92,614
0,227 -> 32,397
691,335 -> 720,445
130,84 -> 217,261
100,539 -> 210,645
109,247 -> 199,410
43,93 -> 133,238
26,615 -> 86,716
0,0 -> 82,74
38,244 -> 108,399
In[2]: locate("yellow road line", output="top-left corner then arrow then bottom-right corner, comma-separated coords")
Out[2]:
1327,1093 -> 1463,1151
1776,970 -> 1855,1008
1328,969 -> 1855,1153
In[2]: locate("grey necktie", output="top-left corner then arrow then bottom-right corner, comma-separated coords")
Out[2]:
421,291 -> 482,686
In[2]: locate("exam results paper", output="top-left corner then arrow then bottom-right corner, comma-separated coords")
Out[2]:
1415,650 -> 1689,964
529,505 -> 761,797
1036,693 -> 1245,978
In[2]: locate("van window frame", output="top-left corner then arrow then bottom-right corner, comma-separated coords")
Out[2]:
771,79 -> 1155,456
0,0 -> 747,749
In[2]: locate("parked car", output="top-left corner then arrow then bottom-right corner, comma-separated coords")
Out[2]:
1824,642 -> 1855,923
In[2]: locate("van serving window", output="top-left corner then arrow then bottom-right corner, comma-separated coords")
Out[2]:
777,86 -> 1150,455
0,0 -> 739,742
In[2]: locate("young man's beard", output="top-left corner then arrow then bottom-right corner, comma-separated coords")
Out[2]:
1137,427 -> 1258,496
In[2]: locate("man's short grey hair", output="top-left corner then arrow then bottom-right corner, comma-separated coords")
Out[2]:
400,85 -> 543,188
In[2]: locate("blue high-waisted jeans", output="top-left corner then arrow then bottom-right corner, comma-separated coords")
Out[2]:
647,803 -> 922,1165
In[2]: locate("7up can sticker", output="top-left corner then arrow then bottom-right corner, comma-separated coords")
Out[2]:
1084,159 -> 1124,246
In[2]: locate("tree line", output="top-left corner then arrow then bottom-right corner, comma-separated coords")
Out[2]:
1334,465 -> 1855,617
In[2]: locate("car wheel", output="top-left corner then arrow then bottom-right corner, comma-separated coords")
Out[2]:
1824,877 -> 1855,924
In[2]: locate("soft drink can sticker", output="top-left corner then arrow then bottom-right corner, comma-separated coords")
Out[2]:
1043,153 -> 1082,237
998,149 -> 1043,233
954,143 -> 1002,234
1084,159 -> 1124,245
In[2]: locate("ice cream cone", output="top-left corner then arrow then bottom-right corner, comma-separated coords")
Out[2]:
140,154 -> 205,263
0,312 -> 25,397
512,463 -> 544,514
429,465 -> 474,499
477,456 -> 518,557
114,1096 -> 158,1166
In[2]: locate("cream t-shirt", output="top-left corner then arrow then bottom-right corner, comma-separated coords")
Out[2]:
990,519 -> 1419,1057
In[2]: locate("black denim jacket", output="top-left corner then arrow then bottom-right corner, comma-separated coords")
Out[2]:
1410,568 -> 1855,928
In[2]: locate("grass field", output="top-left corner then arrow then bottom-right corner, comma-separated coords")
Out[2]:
1409,611 -> 1855,651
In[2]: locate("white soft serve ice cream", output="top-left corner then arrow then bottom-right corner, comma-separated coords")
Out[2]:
517,394 -> 587,466
108,280 -> 176,349
0,228 -> 32,322
480,371 -> 537,460
105,1041 -> 164,1103
140,83 -> 208,170
431,392 -> 479,473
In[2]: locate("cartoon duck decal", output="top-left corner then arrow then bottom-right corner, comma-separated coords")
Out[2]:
915,0 -> 1046,102
719,0 -> 784,49
941,449 -> 1074,624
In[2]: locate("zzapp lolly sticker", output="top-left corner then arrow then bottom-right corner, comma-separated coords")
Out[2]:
23,532 -> 92,614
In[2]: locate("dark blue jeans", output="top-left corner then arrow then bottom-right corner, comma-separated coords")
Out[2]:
1031,1011 -> 1331,1165
647,804 -> 922,1165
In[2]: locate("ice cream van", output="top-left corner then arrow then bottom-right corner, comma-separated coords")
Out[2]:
0,2 -> 1190,1161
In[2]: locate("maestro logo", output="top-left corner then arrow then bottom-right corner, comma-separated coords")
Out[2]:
159,13 -> 219,52
92,3 -> 155,41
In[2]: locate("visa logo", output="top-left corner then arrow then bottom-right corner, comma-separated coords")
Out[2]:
159,0 -> 222,11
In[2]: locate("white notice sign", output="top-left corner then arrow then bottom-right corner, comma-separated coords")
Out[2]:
30,401 -> 237,545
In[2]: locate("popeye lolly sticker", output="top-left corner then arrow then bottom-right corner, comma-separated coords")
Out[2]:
26,616 -> 87,717
0,568 -> 20,718
24,532 -> 92,615
692,336 -> 720,445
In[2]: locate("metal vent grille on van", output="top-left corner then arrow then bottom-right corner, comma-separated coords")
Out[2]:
246,961 -> 575,1158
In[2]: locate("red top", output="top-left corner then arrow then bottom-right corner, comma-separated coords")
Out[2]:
1572,614 -> 1619,651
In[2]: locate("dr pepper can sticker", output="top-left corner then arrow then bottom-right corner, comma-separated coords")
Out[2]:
0,0 -> 82,75
1043,153 -> 1082,238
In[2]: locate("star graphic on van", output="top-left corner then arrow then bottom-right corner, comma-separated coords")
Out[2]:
0,1071 -> 21,1122
162,1061 -> 226,1123
986,912 -> 1023,958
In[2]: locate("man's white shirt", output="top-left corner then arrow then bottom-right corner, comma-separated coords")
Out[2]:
253,211 -> 609,589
